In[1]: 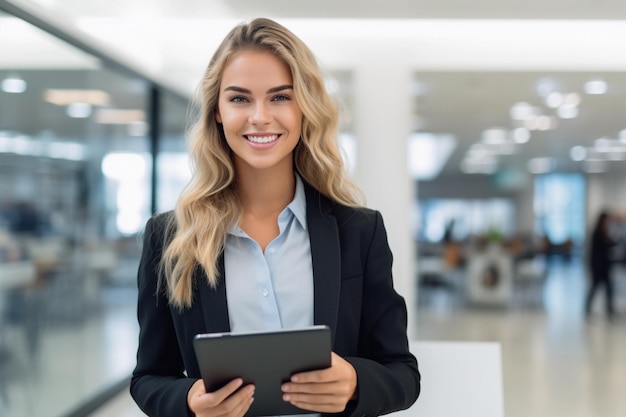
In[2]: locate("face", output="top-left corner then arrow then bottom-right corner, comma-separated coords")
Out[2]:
216,50 -> 302,175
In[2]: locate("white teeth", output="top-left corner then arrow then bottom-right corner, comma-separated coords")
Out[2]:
247,135 -> 278,144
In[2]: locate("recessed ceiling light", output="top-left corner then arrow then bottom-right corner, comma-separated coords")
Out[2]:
44,89 -> 110,106
481,128 -> 508,144
536,78 -> 557,97
509,102 -> 538,120
545,92 -> 562,108
563,93 -> 581,107
584,79 -> 607,95
557,106 -> 578,119
95,109 -> 145,124
511,127 -> 530,144
1,76 -> 27,93
66,103 -> 92,118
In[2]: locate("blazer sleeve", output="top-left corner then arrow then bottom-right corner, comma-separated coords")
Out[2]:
342,211 -> 420,417
130,217 -> 196,417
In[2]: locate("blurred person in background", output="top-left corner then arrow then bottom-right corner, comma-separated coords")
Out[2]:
585,210 -> 620,321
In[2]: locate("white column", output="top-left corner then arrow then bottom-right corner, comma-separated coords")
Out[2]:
352,60 -> 417,338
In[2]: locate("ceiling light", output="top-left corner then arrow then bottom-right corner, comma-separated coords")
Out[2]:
481,128 -> 508,144
95,109 -> 145,124
570,146 -> 587,161
527,157 -> 555,174
467,143 -> 493,157
545,92 -> 562,108
2,76 -> 27,93
509,102 -> 538,120
66,103 -> 92,118
44,89 -> 110,106
563,93 -> 581,107
511,128 -> 530,144
536,115 -> 556,131
584,79 -> 607,95
536,78 -> 557,97
557,106 -> 578,119
522,115 -> 557,131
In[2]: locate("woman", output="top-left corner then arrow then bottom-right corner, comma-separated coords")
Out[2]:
131,18 -> 420,417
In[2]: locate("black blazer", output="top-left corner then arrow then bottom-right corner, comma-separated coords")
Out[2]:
130,183 -> 420,417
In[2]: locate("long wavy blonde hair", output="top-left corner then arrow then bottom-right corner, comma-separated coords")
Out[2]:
161,18 -> 363,308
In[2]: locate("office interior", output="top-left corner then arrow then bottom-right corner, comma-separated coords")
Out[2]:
1,1 -> 625,416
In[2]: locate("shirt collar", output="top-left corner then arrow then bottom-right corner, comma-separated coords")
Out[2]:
288,173 -> 307,230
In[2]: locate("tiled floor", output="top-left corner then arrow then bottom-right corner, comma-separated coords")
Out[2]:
26,255 -> 626,417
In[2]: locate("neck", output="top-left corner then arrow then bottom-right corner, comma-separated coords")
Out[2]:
236,167 -> 296,217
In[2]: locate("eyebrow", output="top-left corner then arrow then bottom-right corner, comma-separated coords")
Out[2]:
223,84 -> 294,94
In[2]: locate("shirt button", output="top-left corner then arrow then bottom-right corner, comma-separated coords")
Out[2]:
268,248 -> 276,254
262,289 -> 269,297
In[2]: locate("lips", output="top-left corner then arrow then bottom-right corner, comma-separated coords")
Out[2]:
245,134 -> 279,144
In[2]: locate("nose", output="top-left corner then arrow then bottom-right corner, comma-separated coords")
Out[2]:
249,101 -> 272,125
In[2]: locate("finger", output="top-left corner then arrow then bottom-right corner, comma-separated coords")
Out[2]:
194,378 -> 244,409
283,392 -> 338,405
212,378 -> 246,403
216,384 -> 255,415
282,381 -> 345,395
216,391 -> 254,417
286,398 -> 346,414
291,352 -> 345,383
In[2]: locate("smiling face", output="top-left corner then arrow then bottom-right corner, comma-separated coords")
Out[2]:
215,50 -> 303,177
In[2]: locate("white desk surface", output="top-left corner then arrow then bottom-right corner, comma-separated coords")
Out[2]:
392,341 -> 505,417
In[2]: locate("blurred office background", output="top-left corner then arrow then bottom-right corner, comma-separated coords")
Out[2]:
1,1 -> 626,417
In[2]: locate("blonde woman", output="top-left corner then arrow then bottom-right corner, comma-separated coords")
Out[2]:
131,18 -> 420,417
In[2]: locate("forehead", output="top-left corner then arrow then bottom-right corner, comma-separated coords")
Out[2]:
220,50 -> 293,87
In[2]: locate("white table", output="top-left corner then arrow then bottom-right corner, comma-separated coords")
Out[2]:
392,341 -> 505,417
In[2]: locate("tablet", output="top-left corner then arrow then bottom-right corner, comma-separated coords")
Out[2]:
193,325 -> 331,416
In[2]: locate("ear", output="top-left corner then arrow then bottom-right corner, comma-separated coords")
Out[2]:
215,110 -> 222,123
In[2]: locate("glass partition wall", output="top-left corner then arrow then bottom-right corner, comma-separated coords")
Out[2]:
0,8 -> 189,417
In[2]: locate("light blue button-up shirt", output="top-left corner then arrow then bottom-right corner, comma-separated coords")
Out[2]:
224,174 -> 314,333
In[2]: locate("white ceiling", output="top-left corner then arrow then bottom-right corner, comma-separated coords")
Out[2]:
4,0 -> 626,177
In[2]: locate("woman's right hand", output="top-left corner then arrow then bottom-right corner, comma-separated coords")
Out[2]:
187,378 -> 255,417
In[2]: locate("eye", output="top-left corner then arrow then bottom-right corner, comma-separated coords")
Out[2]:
228,95 -> 248,103
271,94 -> 291,102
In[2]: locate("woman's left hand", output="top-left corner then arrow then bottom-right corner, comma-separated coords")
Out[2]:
281,351 -> 357,413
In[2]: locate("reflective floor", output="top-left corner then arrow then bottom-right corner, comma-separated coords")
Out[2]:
0,287 -> 138,417
416,256 -> 626,417
7,255 -> 625,417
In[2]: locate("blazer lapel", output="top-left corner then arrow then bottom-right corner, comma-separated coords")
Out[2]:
305,184 -> 341,346
198,253 -> 231,333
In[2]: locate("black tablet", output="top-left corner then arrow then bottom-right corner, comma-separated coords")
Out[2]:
193,325 -> 332,416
